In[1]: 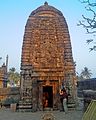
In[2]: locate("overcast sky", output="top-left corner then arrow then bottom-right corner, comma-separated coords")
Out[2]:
0,0 -> 96,77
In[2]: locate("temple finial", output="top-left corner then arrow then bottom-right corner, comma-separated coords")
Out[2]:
44,1 -> 48,6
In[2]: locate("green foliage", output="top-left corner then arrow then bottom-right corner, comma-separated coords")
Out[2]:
2,97 -> 19,105
8,67 -> 20,85
82,100 -> 96,120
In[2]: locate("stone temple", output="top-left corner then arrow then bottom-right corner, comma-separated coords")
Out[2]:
20,2 -> 76,111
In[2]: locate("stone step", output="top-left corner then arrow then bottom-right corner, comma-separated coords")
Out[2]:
43,107 -> 53,111
67,103 -> 76,110
17,102 -> 32,112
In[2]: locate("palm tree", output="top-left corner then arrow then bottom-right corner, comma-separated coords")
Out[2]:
80,67 -> 92,79
9,67 -> 15,72
8,67 -> 20,86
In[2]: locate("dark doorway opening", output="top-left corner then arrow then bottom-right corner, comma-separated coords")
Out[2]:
43,86 -> 53,108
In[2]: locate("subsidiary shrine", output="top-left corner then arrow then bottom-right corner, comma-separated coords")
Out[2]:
20,2 -> 76,111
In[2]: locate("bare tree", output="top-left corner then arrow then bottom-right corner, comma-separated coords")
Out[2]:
78,0 -> 96,51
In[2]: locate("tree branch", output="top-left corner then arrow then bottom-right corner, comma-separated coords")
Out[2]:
79,0 -> 96,6
78,0 -> 96,51
78,6 -> 96,34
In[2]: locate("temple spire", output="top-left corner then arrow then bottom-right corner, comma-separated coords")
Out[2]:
6,54 -> 8,72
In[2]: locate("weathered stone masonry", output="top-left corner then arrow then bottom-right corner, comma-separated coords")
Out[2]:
20,2 -> 76,111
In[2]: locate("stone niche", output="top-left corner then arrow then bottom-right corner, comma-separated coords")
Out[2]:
20,2 -> 76,111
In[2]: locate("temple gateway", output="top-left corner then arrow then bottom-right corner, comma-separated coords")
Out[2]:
20,2 -> 76,111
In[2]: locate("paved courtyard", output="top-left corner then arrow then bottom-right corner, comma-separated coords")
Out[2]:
0,108 -> 83,120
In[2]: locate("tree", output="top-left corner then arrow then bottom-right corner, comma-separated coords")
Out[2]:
0,57 -> 2,63
78,0 -> 96,51
78,67 -> 92,80
8,67 -> 20,86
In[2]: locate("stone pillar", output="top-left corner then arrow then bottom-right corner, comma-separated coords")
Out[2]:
38,85 -> 43,111
32,79 -> 38,112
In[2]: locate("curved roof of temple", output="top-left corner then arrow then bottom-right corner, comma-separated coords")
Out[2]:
21,2 -> 75,76
30,2 -> 63,16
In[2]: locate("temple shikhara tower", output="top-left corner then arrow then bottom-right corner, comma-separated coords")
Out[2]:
20,2 -> 76,111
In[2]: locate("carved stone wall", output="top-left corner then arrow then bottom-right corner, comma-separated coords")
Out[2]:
20,2 -> 76,111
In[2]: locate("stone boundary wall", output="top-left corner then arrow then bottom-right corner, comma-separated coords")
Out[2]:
0,87 -> 20,96
0,87 -> 20,101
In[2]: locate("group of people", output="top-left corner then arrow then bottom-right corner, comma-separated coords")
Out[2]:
42,87 -> 68,113
59,88 -> 68,113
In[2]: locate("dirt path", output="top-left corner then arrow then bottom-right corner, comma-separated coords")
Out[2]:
0,108 -> 83,120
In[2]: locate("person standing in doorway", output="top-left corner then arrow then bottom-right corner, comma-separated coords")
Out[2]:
62,89 -> 68,113
60,89 -> 64,111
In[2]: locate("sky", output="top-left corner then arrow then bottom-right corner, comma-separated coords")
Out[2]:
0,0 -> 96,77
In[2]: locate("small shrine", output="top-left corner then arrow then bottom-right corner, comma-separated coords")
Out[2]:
0,55 -> 8,88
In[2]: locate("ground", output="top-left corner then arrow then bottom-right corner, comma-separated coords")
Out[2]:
0,108 -> 83,120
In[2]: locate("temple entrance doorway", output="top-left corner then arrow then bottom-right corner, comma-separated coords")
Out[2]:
43,86 -> 53,108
